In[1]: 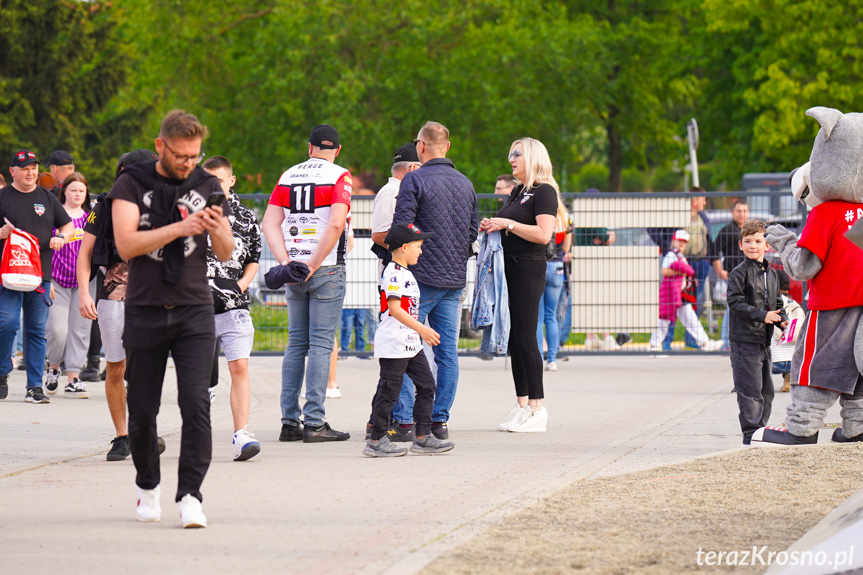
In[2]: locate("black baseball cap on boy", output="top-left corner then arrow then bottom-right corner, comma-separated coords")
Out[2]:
10,149 -> 39,168
385,222 -> 434,251
309,124 -> 340,149
393,142 -> 419,164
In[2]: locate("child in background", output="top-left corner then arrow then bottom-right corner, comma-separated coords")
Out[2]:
649,230 -> 724,351
364,223 -> 455,457
771,270 -> 805,393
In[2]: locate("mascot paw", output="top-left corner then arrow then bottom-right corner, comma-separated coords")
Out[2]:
765,225 -> 798,254
751,426 -> 818,446
831,427 -> 863,443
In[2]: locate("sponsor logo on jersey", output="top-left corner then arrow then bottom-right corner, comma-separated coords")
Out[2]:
33,204 -> 45,216
388,284 -> 399,291
300,250 -> 312,255
299,217 -> 308,224
302,229 -> 316,235
290,247 -> 299,257
289,226 -> 299,236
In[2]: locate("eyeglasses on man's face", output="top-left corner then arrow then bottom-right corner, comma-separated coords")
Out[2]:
162,140 -> 205,165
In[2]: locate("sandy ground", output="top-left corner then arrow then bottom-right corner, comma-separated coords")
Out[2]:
423,444 -> 863,575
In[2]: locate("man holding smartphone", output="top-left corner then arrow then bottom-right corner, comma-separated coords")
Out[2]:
111,110 -> 234,528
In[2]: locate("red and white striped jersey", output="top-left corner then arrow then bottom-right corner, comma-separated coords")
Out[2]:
269,158 -> 352,266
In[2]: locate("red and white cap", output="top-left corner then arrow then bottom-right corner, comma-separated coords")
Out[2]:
672,229 -> 690,242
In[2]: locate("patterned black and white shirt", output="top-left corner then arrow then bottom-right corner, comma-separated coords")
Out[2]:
206,194 -> 262,314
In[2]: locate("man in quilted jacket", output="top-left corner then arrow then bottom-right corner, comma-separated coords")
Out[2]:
390,122 -> 478,440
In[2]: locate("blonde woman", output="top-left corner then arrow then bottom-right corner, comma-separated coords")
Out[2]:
479,137 -> 569,433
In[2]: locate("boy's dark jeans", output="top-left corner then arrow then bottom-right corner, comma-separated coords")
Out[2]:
125,304 -> 215,503
730,341 -> 774,439
371,351 -> 435,440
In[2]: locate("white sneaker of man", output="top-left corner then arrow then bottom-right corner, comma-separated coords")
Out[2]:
702,339 -> 725,352
232,426 -> 261,462
601,335 -> 621,351
326,386 -> 341,399
498,405 -> 530,432
509,407 -> 548,433
545,362 -> 558,372
136,485 -> 161,522
178,494 -> 207,528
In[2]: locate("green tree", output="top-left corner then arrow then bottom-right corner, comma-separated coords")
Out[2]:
0,0 -> 142,192
697,0 -> 863,185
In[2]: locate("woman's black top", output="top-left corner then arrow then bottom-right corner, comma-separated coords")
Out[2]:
496,183 -> 558,260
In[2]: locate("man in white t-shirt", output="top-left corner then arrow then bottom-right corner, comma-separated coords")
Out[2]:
370,142 -> 421,270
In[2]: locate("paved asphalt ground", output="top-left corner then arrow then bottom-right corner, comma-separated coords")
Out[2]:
0,353 -> 844,575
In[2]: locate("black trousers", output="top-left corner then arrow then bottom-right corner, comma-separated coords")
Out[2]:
504,256 -> 546,399
370,351 -> 435,440
730,341 -> 774,439
86,270 -> 104,357
124,304 -> 215,503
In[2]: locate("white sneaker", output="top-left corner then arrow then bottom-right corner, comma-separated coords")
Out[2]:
498,405 -> 530,431
702,339 -> 724,352
208,387 -> 216,404
545,362 -> 558,372
509,407 -> 548,433
585,338 -> 602,350
232,426 -> 261,462
178,494 -> 207,528
647,344 -> 662,352
601,335 -> 621,351
326,387 -> 341,399
136,485 -> 161,522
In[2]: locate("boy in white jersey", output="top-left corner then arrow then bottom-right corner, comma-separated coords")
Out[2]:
364,223 -> 455,457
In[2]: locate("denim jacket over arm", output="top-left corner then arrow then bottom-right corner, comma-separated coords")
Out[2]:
471,230 -> 509,355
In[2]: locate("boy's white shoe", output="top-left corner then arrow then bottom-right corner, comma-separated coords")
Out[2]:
498,405 -> 530,431
326,387 -> 341,399
232,426 -> 261,462
136,485 -> 161,522
509,407 -> 548,433
178,494 -> 207,528
702,339 -> 724,352
545,361 -> 558,372
601,335 -> 621,350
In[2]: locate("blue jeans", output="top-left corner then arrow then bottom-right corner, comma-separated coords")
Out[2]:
339,308 -> 366,352
280,266 -> 346,427
0,282 -> 51,388
722,306 -> 730,343
393,283 -> 461,424
537,261 -> 565,363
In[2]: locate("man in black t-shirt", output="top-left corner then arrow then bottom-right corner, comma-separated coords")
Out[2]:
110,111 -> 234,528
0,150 -> 73,403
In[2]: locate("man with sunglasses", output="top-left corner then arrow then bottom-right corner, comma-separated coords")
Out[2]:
388,121 -> 478,441
110,110 -> 234,528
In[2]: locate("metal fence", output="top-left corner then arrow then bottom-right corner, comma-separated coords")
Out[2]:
238,190 -> 807,355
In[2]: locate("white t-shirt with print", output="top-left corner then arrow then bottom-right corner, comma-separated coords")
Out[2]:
374,261 -> 422,359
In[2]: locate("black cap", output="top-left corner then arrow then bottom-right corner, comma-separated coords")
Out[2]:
47,150 -> 74,166
385,222 -> 434,251
393,142 -> 419,164
116,149 -> 157,177
10,149 -> 39,168
309,124 -> 340,149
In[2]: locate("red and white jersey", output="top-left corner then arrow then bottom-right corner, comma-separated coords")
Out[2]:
269,158 -> 352,266
797,201 -> 863,310
374,262 -> 422,358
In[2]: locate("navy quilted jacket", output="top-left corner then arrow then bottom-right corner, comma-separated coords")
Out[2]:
392,158 -> 478,288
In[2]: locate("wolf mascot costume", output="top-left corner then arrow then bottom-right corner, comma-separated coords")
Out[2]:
753,106 -> 863,445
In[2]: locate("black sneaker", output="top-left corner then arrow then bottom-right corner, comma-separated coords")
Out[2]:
431,422 -> 449,440
751,426 -> 818,445
25,387 -> 50,404
107,436 -> 131,461
303,422 -> 350,443
279,423 -> 304,442
0,374 -> 8,400
385,424 -> 414,443
44,368 -> 60,395
79,356 -> 101,382
832,427 -> 863,443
